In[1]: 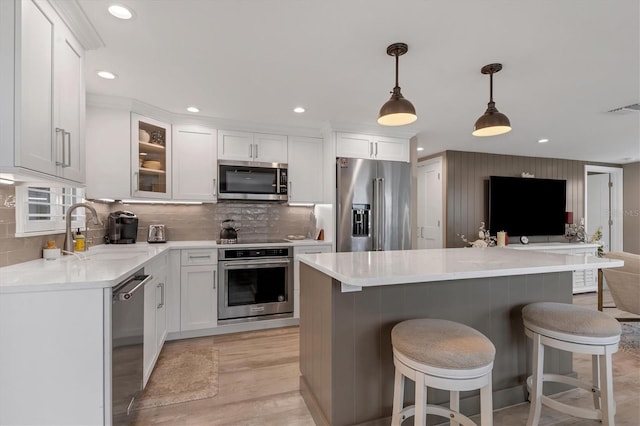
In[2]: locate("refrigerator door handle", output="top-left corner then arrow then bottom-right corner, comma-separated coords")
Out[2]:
373,178 -> 385,251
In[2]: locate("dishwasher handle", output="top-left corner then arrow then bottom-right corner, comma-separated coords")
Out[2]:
114,274 -> 152,301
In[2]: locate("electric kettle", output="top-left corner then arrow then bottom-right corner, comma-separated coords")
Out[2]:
220,219 -> 238,243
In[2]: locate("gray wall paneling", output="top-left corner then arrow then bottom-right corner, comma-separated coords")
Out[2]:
444,151 -> 589,247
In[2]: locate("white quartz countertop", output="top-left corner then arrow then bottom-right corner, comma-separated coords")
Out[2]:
0,239 -> 331,293
297,247 -> 624,289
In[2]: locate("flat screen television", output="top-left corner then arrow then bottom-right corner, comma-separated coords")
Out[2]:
488,176 -> 566,237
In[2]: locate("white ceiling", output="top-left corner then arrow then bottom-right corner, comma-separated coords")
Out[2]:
78,0 -> 640,164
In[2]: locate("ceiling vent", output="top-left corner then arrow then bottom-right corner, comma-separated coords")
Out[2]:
607,103 -> 640,114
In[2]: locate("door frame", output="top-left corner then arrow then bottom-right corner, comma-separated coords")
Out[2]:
584,165 -> 623,252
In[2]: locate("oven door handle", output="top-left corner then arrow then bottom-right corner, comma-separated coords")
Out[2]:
222,259 -> 291,269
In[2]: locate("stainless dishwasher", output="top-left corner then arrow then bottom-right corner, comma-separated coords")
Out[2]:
111,269 -> 150,425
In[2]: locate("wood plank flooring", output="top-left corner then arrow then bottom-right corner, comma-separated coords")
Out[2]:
133,291 -> 639,425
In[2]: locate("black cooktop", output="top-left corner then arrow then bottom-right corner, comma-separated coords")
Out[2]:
216,238 -> 290,245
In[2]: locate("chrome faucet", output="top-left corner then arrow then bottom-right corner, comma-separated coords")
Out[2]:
64,203 -> 102,253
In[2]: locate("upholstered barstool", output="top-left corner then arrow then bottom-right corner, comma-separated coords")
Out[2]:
391,319 -> 495,426
522,302 -> 622,426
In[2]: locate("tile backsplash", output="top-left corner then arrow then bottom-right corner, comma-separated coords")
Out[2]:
0,185 -> 314,267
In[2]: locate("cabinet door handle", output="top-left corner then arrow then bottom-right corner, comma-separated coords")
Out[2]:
254,144 -> 258,159
157,282 -> 165,309
63,131 -> 71,168
55,128 -> 65,166
249,144 -> 253,158
289,181 -> 292,199
375,142 -> 378,157
369,142 -> 373,157
189,255 -> 211,260
212,274 -> 216,290
133,172 -> 139,194
213,178 -> 217,197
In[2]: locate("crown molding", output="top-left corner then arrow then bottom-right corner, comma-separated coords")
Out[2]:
49,0 -> 104,50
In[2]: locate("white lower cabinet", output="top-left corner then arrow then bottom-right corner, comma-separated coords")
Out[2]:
180,249 -> 218,331
143,253 -> 168,387
293,244 -> 333,318
0,288 -> 105,425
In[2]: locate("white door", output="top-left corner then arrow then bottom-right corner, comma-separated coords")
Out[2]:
372,136 -> 409,162
336,133 -> 373,159
55,23 -> 84,182
180,266 -> 217,331
288,136 -> 323,203
587,173 -> 611,251
417,158 -> 443,249
217,130 -> 253,161
173,126 -> 217,201
253,133 -> 287,163
19,0 -> 57,175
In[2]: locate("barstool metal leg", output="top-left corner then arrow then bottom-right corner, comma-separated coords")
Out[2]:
415,373 -> 427,426
527,332 -> 544,426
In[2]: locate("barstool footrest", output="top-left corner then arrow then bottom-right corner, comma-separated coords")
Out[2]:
527,373 -> 600,395
525,374 -> 616,421
400,404 -> 477,426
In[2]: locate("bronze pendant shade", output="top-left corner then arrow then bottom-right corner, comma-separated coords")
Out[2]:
472,63 -> 511,137
378,43 -> 417,126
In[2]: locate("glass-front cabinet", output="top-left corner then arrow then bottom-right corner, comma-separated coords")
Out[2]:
131,113 -> 172,199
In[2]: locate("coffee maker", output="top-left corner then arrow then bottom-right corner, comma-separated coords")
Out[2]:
106,211 -> 139,244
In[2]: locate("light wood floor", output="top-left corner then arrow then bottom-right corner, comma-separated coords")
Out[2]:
133,291 -> 639,425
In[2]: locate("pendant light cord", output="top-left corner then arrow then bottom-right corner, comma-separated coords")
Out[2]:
395,53 -> 400,88
489,71 -> 494,103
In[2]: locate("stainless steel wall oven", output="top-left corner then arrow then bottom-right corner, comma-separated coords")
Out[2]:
218,246 -> 293,322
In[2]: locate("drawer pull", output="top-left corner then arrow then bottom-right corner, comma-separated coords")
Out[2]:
189,255 -> 211,259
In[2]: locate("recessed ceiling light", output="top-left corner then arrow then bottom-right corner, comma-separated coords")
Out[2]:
293,107 -> 305,114
187,106 -> 200,113
537,138 -> 549,143
97,70 -> 117,80
417,147 -> 425,151
108,4 -> 133,20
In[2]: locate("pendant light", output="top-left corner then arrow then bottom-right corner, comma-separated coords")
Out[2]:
472,63 -> 511,137
377,43 -> 417,126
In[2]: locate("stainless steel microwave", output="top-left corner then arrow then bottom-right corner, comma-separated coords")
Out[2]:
218,160 -> 288,201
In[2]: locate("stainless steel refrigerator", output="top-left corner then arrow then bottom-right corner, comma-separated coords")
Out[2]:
336,157 -> 411,252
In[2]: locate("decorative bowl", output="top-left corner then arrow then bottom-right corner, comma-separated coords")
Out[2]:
142,160 -> 162,170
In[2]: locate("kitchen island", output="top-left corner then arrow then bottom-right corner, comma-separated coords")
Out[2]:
296,247 -> 623,426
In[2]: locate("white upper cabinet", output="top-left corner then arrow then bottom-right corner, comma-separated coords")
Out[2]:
0,0 -> 85,183
132,114 -> 172,199
218,130 -> 287,164
172,125 -> 217,201
253,133 -> 288,163
85,105 -> 131,200
288,136 -> 323,204
336,132 -> 409,162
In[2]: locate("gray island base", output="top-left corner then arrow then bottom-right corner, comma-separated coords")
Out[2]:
298,263 -> 574,426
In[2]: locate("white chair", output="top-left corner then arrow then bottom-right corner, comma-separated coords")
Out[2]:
602,251 -> 640,321
522,302 -> 621,426
391,318 -> 495,426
